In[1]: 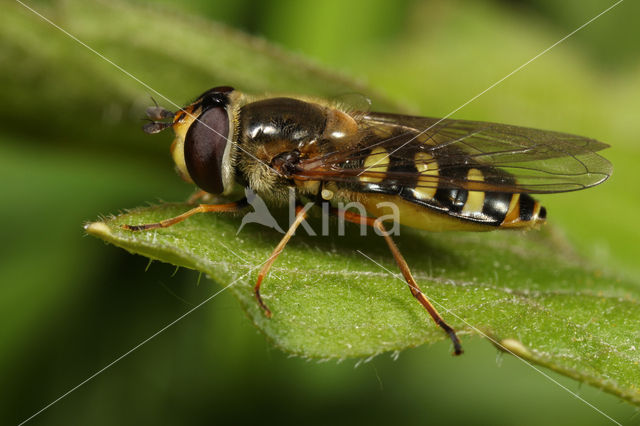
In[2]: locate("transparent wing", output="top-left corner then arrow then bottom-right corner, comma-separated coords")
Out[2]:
293,112 -> 612,194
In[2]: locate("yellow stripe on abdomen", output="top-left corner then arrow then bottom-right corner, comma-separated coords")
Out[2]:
360,147 -> 389,183
501,193 -> 546,228
412,151 -> 439,200
461,168 -> 485,215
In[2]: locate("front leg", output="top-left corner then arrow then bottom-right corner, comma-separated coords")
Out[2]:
187,189 -> 212,205
122,198 -> 248,231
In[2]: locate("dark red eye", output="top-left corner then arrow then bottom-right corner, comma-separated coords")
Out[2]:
184,107 -> 229,194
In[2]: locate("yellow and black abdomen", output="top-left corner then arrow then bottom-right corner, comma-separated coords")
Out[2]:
344,142 -> 546,232
403,165 -> 547,230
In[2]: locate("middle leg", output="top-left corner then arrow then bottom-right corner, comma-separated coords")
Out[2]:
254,203 -> 313,317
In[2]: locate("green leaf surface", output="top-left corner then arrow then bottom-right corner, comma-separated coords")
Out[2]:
87,204 -> 640,404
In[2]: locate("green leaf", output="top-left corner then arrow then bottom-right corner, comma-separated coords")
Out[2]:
87,203 -> 640,404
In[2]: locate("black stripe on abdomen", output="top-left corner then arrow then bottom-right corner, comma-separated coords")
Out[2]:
433,187 -> 468,213
433,165 -> 468,214
481,192 -> 511,224
519,194 -> 536,221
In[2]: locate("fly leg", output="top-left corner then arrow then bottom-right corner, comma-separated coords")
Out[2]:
122,199 -> 248,231
335,207 -> 463,356
254,203 -> 312,317
187,189 -> 210,204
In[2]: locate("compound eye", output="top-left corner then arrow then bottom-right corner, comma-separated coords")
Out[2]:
184,107 -> 229,194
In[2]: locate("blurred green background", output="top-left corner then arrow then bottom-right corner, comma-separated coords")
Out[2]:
2,0 -> 639,424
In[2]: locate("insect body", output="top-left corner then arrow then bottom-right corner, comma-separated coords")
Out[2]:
129,86 -> 612,355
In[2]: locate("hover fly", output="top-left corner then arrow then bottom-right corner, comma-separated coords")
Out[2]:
126,86 -> 612,355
